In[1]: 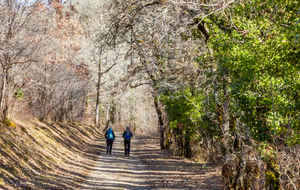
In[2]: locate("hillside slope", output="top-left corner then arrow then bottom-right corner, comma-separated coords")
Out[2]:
0,120 -> 102,189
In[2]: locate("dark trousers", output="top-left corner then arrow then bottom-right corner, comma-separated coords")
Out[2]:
106,139 -> 114,154
124,141 -> 130,155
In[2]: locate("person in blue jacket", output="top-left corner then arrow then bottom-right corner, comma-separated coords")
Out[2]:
105,126 -> 115,154
122,126 -> 133,156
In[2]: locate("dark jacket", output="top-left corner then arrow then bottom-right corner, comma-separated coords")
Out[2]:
105,128 -> 115,141
122,129 -> 133,142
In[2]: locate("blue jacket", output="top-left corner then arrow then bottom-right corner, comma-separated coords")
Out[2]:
123,129 -> 132,142
105,128 -> 115,141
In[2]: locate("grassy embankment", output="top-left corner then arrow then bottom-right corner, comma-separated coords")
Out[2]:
0,119 -> 103,189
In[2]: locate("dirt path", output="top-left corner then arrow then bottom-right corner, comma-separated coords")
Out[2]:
80,132 -> 147,190
80,132 -> 222,190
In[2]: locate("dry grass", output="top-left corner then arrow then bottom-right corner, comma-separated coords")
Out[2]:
0,119 -> 102,189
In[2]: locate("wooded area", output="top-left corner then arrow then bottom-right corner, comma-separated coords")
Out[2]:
0,0 -> 300,189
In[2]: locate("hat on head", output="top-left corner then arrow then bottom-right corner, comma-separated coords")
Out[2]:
126,126 -> 129,130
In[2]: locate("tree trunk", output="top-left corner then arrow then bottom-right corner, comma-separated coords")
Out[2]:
0,66 -> 9,121
197,20 -> 231,154
179,128 -> 184,156
42,62 -> 47,121
184,129 -> 192,158
105,105 -> 110,129
82,94 -> 88,123
95,59 -> 101,127
211,138 -> 214,163
222,79 -> 230,153
69,92 -> 74,122
154,95 -> 165,149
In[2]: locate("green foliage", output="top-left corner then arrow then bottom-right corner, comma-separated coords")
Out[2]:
205,0 -> 300,143
13,88 -> 24,100
160,87 -> 203,140
160,0 -> 300,160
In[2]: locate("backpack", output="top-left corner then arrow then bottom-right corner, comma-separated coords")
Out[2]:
107,129 -> 114,140
125,130 -> 131,140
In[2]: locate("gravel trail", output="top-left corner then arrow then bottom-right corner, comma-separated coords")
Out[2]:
81,132 -> 147,190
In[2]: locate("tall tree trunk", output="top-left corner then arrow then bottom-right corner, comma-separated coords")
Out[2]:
69,92 -> 74,122
196,20 -> 219,109
184,129 -> 192,158
211,138 -> 214,163
179,127 -> 184,156
41,62 -> 47,121
95,59 -> 101,127
154,94 -> 165,149
105,105 -> 110,129
222,78 -> 230,153
197,20 -> 231,154
82,93 -> 88,123
0,66 -> 9,121
222,90 -> 229,151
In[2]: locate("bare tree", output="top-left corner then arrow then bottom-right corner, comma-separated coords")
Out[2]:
3,0 -> 92,122
0,0 -> 46,120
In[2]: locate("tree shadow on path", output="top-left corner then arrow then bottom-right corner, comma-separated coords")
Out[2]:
80,132 -> 222,190
134,134 -> 223,190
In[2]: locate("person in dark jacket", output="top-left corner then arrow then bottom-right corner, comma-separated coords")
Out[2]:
105,126 -> 115,154
122,126 -> 133,156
